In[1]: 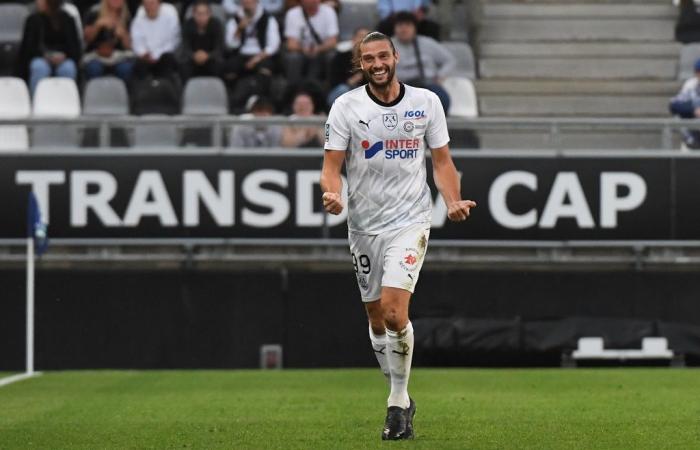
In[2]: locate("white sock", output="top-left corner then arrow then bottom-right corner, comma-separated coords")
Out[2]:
386,321 -> 414,408
369,325 -> 391,384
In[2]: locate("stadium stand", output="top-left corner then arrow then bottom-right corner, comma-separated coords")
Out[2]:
181,76 -> 229,145
0,76 -> 30,151
0,3 -> 29,76
31,77 -> 81,148
477,0 -> 681,149
131,77 -> 181,115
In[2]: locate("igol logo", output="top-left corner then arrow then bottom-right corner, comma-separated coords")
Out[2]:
362,139 -> 420,160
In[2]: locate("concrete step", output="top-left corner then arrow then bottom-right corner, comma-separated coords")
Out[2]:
477,129 -> 678,150
480,19 -> 675,42
479,94 -> 670,116
480,42 -> 681,58
479,57 -> 677,79
475,80 -> 681,95
483,3 -> 677,19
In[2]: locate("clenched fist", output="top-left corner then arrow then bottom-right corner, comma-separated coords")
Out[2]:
447,200 -> 477,222
322,192 -> 343,215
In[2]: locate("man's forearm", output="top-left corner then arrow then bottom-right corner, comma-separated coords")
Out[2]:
320,169 -> 342,194
433,161 -> 461,205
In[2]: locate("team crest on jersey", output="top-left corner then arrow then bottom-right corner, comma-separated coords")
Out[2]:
399,248 -> 420,272
383,113 -> 398,130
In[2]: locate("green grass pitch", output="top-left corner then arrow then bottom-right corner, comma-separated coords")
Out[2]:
0,369 -> 699,449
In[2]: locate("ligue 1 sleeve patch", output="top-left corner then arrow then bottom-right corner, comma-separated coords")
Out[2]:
325,124 -> 330,142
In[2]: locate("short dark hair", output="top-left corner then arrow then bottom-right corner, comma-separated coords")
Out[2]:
393,11 -> 417,26
352,31 -> 396,71
193,0 -> 211,10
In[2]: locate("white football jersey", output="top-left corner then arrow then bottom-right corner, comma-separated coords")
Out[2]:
325,83 -> 450,234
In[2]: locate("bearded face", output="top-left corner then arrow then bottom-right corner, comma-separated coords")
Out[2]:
359,40 -> 398,89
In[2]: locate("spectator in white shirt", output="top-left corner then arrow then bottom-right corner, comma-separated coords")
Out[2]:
283,0 -> 338,85
130,0 -> 181,80
223,0 -> 281,111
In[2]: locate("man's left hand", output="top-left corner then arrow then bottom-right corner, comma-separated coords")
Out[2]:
447,200 -> 477,222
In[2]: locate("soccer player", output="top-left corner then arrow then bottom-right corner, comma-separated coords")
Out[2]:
320,31 -> 476,440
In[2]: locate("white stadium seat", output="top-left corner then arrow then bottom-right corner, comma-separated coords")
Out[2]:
182,77 -> 228,115
443,76 -> 478,118
32,78 -> 81,148
0,77 -> 30,151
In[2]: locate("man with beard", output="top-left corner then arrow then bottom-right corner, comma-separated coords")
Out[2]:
320,31 -> 476,441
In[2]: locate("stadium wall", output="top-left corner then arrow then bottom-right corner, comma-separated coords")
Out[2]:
2,268 -> 700,370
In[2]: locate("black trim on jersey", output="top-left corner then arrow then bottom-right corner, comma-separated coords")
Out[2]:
365,82 -> 405,107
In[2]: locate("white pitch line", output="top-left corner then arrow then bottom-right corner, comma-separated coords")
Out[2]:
0,372 -> 42,388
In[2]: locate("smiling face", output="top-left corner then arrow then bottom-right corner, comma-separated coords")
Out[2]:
359,38 -> 398,89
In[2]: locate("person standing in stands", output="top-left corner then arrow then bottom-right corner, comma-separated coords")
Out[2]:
82,0 -> 135,83
376,0 -> 440,41
392,12 -> 454,113
223,0 -> 280,111
130,0 -> 181,80
670,57 -> 700,149
283,0 -> 338,85
179,0 -> 224,80
16,0 -> 81,95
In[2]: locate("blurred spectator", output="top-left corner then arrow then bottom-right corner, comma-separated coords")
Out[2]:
326,27 -> 368,107
16,0 -> 81,95
82,0 -> 135,83
229,96 -> 283,147
130,0 -> 181,80
376,0 -> 440,41
676,0 -> 700,43
670,58 -> 700,149
179,0 -> 224,80
224,0 -> 284,16
392,12 -> 453,113
223,0 -> 280,111
281,91 -> 325,147
283,0 -> 338,85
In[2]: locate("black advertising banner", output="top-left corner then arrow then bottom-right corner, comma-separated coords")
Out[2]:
0,152 -> 696,240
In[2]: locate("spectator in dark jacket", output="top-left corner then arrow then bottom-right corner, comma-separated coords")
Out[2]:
82,0 -> 135,82
179,0 -> 224,80
16,0 -> 81,94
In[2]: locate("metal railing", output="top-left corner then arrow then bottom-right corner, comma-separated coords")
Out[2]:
0,116 -> 697,150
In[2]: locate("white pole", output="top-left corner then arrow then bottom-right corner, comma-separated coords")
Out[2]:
26,236 -> 34,375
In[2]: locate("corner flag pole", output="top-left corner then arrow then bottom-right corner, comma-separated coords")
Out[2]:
26,191 -> 47,376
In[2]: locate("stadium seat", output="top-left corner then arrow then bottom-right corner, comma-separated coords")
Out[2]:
0,4 -> 29,76
83,77 -> 130,147
133,115 -> 178,148
131,77 -> 181,115
443,76 -> 478,118
0,77 -> 30,151
443,41 -> 476,79
83,77 -> 129,115
678,43 -> 700,80
182,77 -> 228,115
32,78 -> 81,148
338,2 -> 378,41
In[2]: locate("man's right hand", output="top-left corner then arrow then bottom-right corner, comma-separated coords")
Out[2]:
322,192 -> 343,215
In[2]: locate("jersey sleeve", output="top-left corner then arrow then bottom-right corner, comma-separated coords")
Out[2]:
424,91 -> 450,149
324,99 -> 350,151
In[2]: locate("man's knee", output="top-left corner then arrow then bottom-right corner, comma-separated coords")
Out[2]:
365,300 -> 385,334
380,289 -> 410,331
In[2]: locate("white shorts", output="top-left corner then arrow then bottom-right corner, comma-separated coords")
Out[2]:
348,222 -> 431,302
